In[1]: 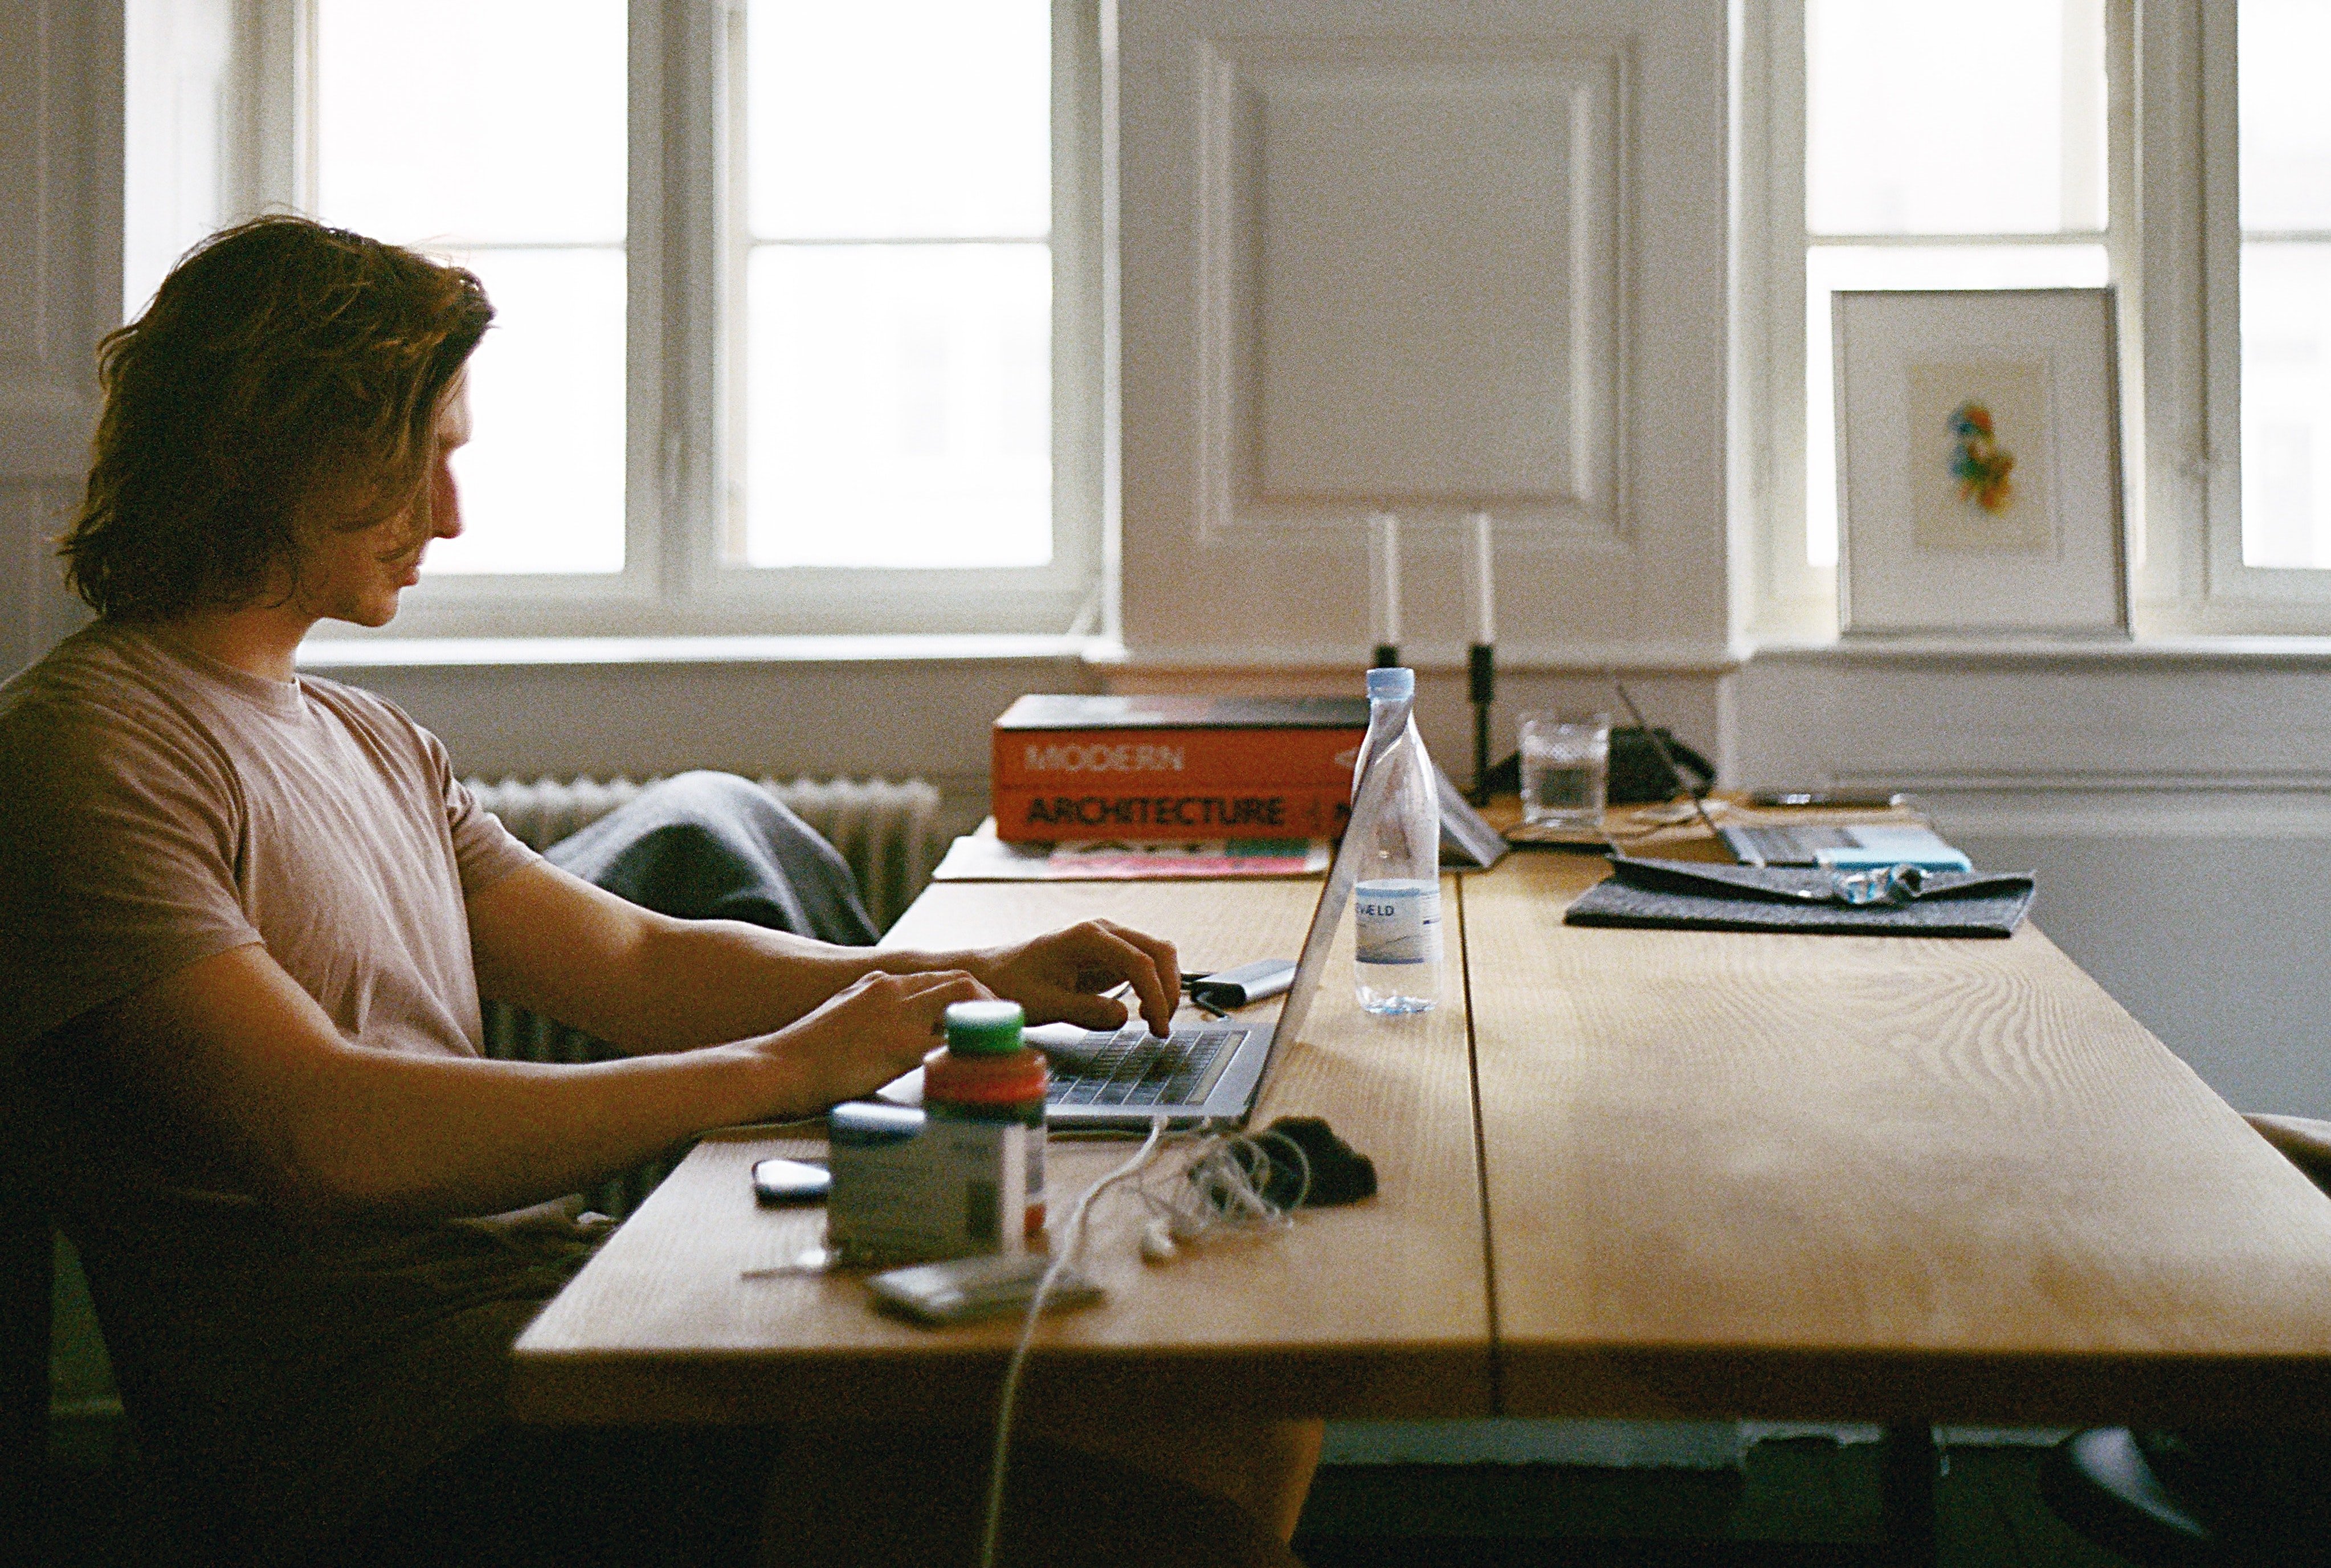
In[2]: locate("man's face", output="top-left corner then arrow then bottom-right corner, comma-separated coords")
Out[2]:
294,375 -> 472,628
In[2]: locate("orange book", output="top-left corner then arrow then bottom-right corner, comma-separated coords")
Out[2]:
991,695 -> 1366,842
991,785 -> 1353,843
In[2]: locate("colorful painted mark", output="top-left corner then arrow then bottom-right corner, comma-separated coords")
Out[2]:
1947,401 -> 2016,513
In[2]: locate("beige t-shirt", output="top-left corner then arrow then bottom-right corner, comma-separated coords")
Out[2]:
0,622 -> 591,1554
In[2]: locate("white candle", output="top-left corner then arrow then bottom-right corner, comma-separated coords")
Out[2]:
1369,512 -> 1402,647
1468,510 -> 1495,645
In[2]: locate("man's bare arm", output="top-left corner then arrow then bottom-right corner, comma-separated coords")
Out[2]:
93,942 -> 979,1222
465,861 -> 1182,1053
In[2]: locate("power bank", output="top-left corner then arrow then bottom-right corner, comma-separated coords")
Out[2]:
866,1253 -> 1103,1326
1187,959 -> 1296,1012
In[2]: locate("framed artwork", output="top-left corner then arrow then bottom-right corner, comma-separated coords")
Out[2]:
1833,288 -> 2129,639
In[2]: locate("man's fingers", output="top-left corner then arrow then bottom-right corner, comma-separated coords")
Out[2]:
1095,920 -> 1181,1020
1047,991 -> 1133,1032
1067,922 -> 1175,1035
835,969 -> 989,1037
895,970 -> 990,1029
895,968 -> 989,998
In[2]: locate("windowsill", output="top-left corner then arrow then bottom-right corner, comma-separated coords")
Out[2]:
1749,634 -> 2331,668
297,633 -> 1121,671
294,630 -> 2331,676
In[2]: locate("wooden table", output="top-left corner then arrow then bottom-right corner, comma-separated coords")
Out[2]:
1464,851 -> 2331,1430
512,877 -> 1493,1428
513,847 -> 2331,1553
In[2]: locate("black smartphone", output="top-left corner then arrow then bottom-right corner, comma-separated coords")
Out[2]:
1748,789 -> 1907,809
752,1157 -> 831,1205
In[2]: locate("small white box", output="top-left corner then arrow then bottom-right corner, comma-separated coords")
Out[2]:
826,1102 -> 1039,1264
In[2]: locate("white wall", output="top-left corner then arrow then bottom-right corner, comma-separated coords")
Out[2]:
1736,646 -> 2331,1115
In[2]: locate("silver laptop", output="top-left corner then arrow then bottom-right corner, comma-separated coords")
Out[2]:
1024,783 -> 1377,1128
872,706 -> 1402,1131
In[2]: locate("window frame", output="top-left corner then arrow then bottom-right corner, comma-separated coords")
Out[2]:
1738,0 -> 2331,643
242,0 -> 1108,643
2190,0 -> 2331,619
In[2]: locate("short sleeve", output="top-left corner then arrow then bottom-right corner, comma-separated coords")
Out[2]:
0,693 -> 262,1049
422,730 -> 540,899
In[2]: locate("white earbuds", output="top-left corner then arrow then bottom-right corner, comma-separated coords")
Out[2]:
1140,1215 -> 1179,1263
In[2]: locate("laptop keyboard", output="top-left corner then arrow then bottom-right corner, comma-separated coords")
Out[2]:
1046,1027 -> 1242,1108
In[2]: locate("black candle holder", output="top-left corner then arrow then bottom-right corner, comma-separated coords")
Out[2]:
1469,642 -> 1495,804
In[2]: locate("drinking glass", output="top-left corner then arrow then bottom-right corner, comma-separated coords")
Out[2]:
1518,712 -> 1610,828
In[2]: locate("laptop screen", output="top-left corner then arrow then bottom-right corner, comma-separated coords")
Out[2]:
1269,687 -> 1410,1051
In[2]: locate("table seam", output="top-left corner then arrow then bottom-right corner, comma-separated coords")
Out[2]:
1457,872 -> 1505,1416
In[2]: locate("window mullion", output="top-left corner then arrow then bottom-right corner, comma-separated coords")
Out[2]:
628,0 -> 662,601
1736,1 -> 1832,632
656,0 -> 728,604
722,0 -> 752,567
2103,0 -> 2150,589
2199,0 -> 2248,602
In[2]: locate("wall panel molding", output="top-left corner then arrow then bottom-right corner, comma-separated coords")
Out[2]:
1733,648 -> 2331,841
1,0 -> 119,668
1189,33 -> 1628,544
0,0 -> 119,427
1118,0 -> 1728,667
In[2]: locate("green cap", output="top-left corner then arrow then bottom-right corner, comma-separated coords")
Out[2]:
944,999 -> 1026,1055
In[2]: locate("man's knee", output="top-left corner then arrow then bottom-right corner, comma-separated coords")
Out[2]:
649,769 -> 781,828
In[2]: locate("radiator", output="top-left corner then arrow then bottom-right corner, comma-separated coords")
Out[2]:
464,772 -> 944,1216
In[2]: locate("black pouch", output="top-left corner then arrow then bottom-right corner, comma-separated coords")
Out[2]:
1609,728 -> 1714,803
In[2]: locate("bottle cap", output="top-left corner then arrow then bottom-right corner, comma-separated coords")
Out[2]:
943,999 -> 1026,1055
1366,667 -> 1415,700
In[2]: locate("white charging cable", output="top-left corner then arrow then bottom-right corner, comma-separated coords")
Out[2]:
977,1116 -> 1170,1568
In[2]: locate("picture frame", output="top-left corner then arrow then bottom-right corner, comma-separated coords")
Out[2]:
1833,288 -> 2129,639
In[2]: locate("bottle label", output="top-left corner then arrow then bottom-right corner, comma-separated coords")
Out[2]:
1354,879 -> 1443,964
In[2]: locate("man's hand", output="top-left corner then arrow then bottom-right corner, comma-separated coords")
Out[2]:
960,919 -> 1182,1036
742,969 -> 992,1111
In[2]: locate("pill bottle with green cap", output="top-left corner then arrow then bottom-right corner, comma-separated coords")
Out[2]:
924,1000 -> 1048,1243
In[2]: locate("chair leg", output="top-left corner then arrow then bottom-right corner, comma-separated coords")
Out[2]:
1879,1422 -> 1937,1568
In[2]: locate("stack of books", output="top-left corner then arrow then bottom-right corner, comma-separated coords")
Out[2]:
990,695 -> 1369,844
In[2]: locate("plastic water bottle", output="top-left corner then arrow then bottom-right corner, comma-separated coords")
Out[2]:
1351,667 -> 1442,1015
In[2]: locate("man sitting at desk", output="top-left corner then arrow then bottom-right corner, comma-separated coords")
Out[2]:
0,216 -> 1317,1567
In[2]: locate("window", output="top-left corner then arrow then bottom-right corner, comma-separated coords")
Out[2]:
1802,0 -> 2115,573
146,0 -> 1107,639
2235,0 -> 2331,570
1744,0 -> 2331,638
1742,1 -> 2129,638
316,0 -> 629,578
738,1 -> 1055,572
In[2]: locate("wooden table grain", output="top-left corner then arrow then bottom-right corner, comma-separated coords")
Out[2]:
511,877 -> 1493,1427
1464,850 -> 2331,1427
